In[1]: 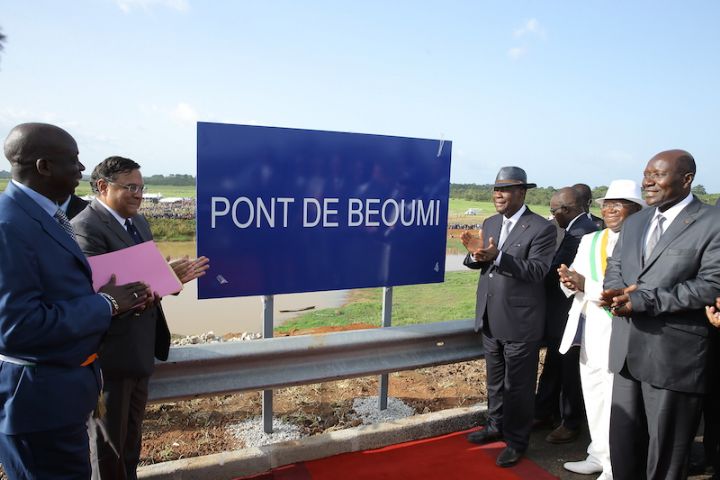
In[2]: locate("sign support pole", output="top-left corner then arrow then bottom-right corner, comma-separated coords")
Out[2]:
378,286 -> 393,410
262,294 -> 274,433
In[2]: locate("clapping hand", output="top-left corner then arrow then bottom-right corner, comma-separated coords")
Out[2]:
461,229 -> 484,253
99,274 -> 151,315
600,284 -> 638,316
558,264 -> 585,292
461,229 -> 498,262
706,297 -> 720,328
168,256 -> 210,284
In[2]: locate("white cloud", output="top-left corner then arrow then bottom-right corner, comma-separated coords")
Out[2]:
507,47 -> 527,59
171,102 -> 199,125
513,18 -> 544,38
114,0 -> 189,13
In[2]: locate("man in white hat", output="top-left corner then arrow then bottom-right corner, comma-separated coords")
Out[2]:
556,179 -> 645,479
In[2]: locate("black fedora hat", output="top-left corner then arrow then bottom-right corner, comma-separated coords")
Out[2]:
492,166 -> 537,189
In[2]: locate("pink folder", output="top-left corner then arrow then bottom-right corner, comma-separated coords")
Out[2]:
87,241 -> 182,297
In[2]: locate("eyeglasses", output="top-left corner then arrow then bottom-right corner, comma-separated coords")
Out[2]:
600,201 -> 633,211
106,179 -> 146,194
549,205 -> 567,215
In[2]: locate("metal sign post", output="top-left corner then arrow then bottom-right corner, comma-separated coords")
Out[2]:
378,286 -> 393,410
262,294 -> 274,433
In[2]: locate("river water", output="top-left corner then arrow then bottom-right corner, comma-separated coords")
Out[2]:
163,254 -> 469,335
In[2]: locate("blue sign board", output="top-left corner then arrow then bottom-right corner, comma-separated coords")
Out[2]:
196,122 -> 451,299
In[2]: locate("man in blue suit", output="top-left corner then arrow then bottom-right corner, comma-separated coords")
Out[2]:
0,123 -> 151,479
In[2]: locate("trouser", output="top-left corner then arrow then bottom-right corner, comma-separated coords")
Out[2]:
89,376 -> 149,480
535,339 -> 585,429
0,422 -> 91,479
579,350 -> 614,478
482,330 -> 540,452
609,364 -> 702,480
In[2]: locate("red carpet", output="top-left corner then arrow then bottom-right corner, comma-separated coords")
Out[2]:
238,428 -> 557,479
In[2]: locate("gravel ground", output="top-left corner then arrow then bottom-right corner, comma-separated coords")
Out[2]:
224,396 -> 416,449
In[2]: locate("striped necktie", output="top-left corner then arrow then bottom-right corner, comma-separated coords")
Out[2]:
54,208 -> 77,241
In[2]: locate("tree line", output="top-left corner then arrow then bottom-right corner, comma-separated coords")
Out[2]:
1,169 -> 717,204
451,183 -> 717,206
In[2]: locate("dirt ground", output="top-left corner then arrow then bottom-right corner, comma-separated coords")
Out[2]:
141,323 -> 489,465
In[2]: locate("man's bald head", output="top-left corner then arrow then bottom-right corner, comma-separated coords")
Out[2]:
3,122 -> 84,202
4,123 -> 77,168
550,187 -> 583,229
572,183 -> 593,212
650,149 -> 696,176
642,149 -> 696,211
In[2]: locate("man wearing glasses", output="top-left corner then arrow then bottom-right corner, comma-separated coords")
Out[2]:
535,187 -> 598,444
557,180 -> 644,479
71,156 -> 209,480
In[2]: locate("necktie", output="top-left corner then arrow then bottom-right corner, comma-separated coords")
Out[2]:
498,219 -> 512,248
644,215 -> 666,261
125,219 -> 143,245
54,208 -> 76,241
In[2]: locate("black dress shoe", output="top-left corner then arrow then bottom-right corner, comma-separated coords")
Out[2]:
496,446 -> 523,467
467,428 -> 502,444
545,425 -> 580,444
531,416 -> 555,430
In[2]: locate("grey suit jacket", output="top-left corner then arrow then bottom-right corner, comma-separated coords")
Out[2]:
464,207 -> 556,342
71,199 -> 171,380
604,196 -> 720,393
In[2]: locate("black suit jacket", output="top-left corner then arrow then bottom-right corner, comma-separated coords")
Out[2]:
605,197 -> 720,393
589,213 -> 605,230
464,207 -> 556,342
66,194 -> 89,220
544,214 -> 599,339
71,199 -> 171,380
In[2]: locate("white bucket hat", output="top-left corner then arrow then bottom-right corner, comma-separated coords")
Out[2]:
595,179 -> 646,208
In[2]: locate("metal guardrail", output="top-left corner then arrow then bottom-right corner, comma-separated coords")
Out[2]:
148,319 -> 483,402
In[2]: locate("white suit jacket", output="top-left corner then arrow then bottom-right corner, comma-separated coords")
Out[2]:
559,229 -> 618,370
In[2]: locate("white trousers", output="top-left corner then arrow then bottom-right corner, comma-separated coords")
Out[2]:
580,345 -> 614,479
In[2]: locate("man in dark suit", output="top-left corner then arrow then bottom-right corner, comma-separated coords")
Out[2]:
0,123 -> 149,479
72,156 -> 208,480
461,166 -> 556,467
602,150 -> 720,479
535,187 -> 598,443
573,183 -> 604,230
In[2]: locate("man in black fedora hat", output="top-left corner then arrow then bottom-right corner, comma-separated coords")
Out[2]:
462,166 -> 556,467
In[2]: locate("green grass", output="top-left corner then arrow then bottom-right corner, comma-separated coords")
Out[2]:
275,270 -> 478,333
447,198 -> 494,215
146,218 -> 195,241
0,179 -> 196,198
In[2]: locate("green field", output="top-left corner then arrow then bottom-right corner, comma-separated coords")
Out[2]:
276,270 -> 478,333
0,179 -> 196,198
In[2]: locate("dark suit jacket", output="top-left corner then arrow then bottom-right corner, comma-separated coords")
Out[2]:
71,199 -> 170,380
589,213 -> 605,230
464,207 -> 556,342
605,196 -> 720,393
0,182 -> 110,434
66,194 -> 89,220
544,214 -> 599,339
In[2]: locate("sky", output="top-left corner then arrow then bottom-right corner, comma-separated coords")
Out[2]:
1,0 -> 719,191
